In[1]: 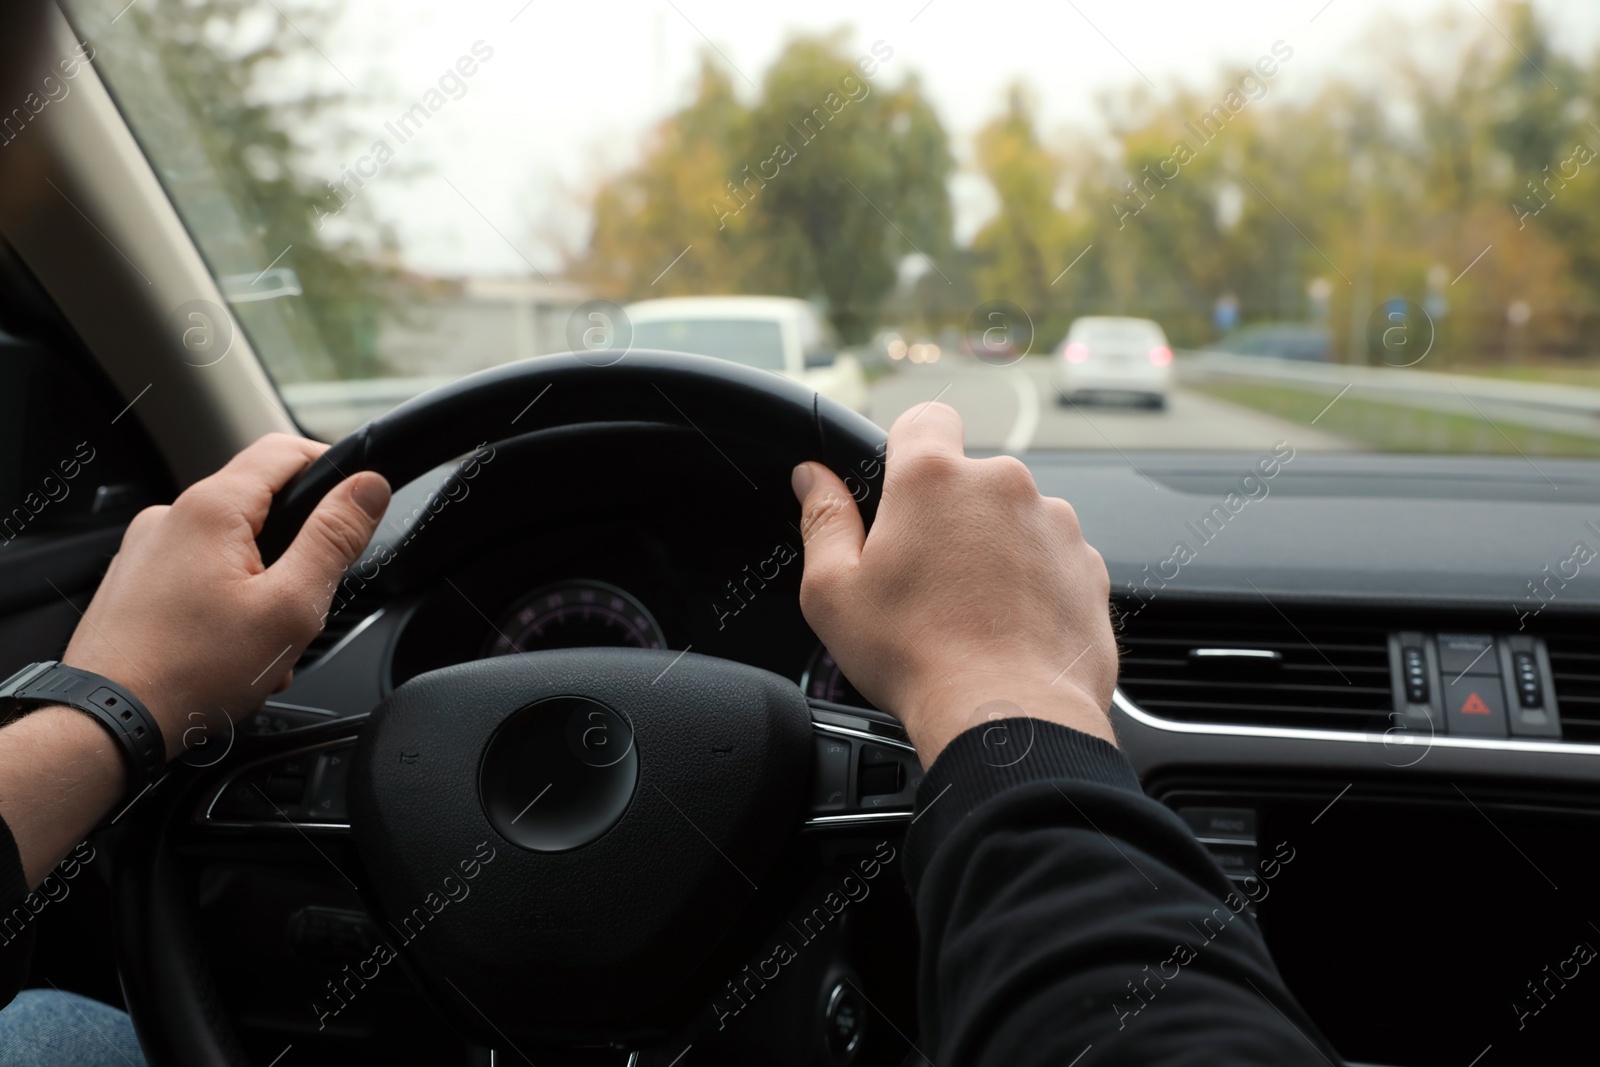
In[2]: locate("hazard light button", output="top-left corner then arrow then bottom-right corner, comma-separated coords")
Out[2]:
1443,676 -> 1508,737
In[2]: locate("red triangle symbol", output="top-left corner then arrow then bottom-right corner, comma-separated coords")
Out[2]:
1460,692 -> 1491,715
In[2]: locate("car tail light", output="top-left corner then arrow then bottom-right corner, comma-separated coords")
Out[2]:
1149,345 -> 1173,366
1064,342 -> 1089,364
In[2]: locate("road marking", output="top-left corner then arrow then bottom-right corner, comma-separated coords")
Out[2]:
1002,367 -> 1039,454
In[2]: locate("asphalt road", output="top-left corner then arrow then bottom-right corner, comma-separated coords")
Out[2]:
868,356 -> 1354,453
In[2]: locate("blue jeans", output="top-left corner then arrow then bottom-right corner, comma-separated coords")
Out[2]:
0,988 -> 147,1066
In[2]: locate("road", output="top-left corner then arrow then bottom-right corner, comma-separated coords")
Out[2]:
867,356 -> 1354,452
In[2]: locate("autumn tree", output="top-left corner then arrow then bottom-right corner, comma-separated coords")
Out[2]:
569,32 -> 953,343
90,0 -> 402,381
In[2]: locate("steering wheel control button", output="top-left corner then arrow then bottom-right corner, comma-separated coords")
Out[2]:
823,981 -> 865,1062
1444,676 -> 1509,737
807,726 -> 921,819
857,743 -> 921,808
305,746 -> 353,821
858,759 -> 901,797
1437,633 -> 1497,676
203,743 -> 356,825
287,906 -> 381,964
812,737 -> 851,811
480,696 -> 639,852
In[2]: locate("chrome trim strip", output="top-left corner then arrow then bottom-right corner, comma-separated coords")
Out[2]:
806,811 -> 912,827
202,819 -> 352,832
1113,688 -> 1600,757
1189,648 -> 1282,661
198,736 -> 358,829
301,608 -> 385,669
804,721 -> 916,827
810,720 -> 916,752
261,700 -> 339,717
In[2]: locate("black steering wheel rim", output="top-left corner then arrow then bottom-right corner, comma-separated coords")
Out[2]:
114,351 -> 890,1066
257,349 -> 886,565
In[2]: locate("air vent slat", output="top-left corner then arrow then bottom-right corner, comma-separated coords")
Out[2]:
1520,636 -> 1597,741
296,600 -> 379,670
1115,600 -> 1392,730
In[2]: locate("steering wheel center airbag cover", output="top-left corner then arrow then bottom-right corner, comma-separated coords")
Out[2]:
348,648 -> 812,1039
479,695 -> 639,852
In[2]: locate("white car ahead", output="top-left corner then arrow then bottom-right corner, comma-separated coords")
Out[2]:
1051,316 -> 1174,410
625,296 -> 869,413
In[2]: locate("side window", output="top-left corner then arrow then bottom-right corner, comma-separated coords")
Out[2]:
0,254 -> 169,549
0,334 -> 166,545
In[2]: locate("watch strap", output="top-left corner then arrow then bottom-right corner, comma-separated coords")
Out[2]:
0,661 -> 166,793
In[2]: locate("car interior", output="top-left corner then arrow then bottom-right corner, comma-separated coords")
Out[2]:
3,1 -> 1600,1065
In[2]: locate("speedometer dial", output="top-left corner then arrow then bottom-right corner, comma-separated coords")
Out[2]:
802,644 -> 874,710
484,580 -> 666,656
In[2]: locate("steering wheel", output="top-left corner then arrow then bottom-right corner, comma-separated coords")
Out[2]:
109,352 -> 912,1066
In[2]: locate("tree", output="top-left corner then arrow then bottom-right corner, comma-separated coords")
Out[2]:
111,0 -> 401,381
568,33 -> 954,343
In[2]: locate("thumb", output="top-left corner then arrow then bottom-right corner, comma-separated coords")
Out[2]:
793,462 -> 865,604
269,471 -> 391,598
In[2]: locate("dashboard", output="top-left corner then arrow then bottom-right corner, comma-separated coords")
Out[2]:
228,435 -> 1600,1067
387,561 -> 866,708
380,523 -> 864,710
271,422 -> 883,719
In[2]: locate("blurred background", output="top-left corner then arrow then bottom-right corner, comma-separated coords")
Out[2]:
58,0 -> 1600,454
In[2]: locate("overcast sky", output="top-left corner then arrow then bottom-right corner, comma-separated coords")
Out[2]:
290,0 -> 1600,276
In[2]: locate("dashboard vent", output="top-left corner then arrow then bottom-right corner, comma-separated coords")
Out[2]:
1545,633 -> 1600,742
1114,600 -> 1393,730
295,600 -> 377,671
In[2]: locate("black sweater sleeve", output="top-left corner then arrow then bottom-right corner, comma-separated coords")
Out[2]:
0,813 -> 33,1008
903,718 -> 1342,1067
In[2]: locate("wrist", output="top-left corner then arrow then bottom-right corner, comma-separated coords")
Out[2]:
59,656 -> 184,761
23,705 -> 128,793
894,674 -> 1116,768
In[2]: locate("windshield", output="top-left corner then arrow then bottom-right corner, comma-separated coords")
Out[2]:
631,320 -> 787,370
69,0 -> 1600,456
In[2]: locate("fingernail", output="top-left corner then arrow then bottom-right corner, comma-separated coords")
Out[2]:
351,473 -> 391,520
791,463 -> 814,502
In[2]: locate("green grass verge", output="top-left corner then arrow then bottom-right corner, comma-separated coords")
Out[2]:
1190,380 -> 1600,456
1445,364 -> 1600,389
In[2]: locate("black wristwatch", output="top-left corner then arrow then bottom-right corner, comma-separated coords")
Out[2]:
0,661 -> 167,798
